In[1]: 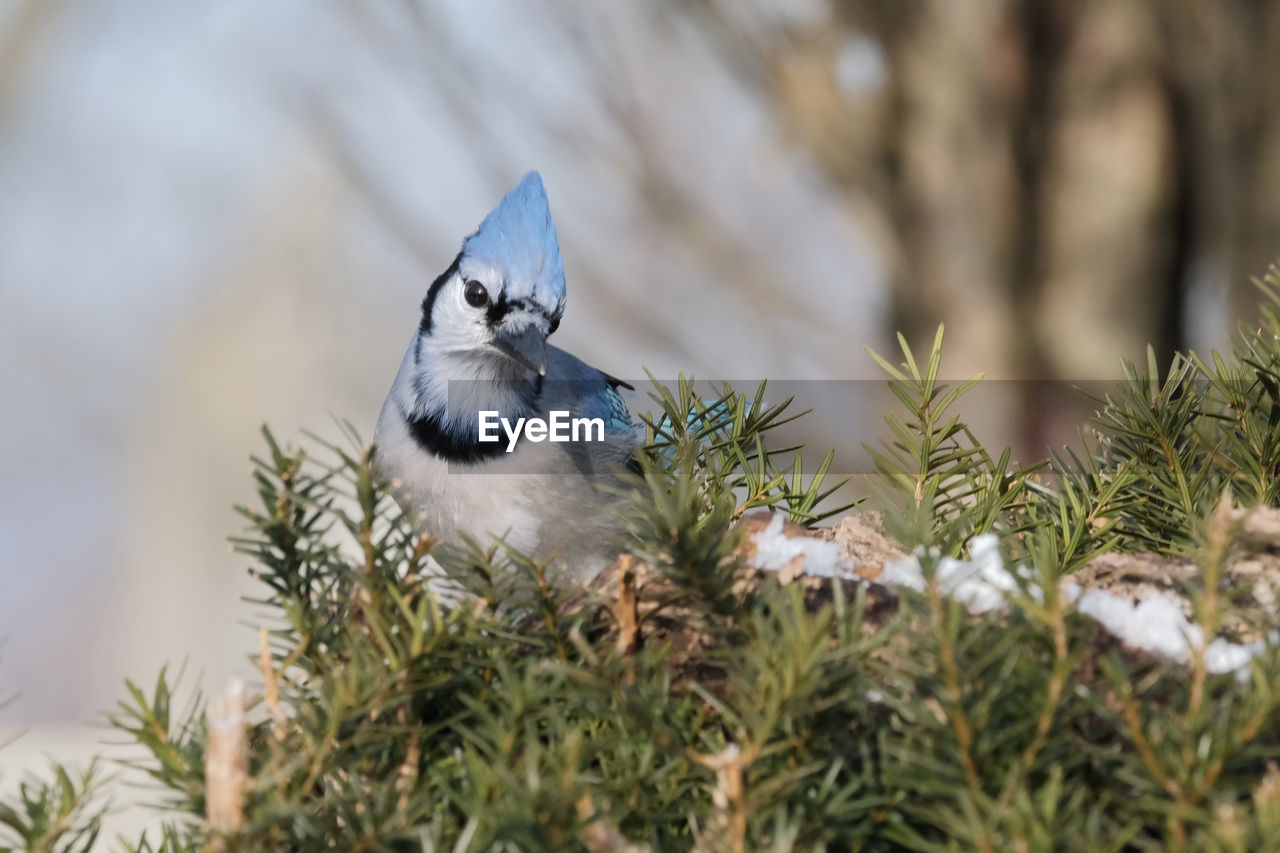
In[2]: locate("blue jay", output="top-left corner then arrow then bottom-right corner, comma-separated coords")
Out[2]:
374,172 -> 638,583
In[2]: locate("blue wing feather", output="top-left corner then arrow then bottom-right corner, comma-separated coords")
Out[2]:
544,346 -> 635,436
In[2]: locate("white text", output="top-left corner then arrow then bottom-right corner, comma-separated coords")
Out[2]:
478,411 -> 605,453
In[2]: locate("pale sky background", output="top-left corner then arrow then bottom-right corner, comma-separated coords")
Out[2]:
0,0 -> 888,813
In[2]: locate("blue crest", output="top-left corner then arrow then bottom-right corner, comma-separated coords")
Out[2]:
462,171 -> 566,312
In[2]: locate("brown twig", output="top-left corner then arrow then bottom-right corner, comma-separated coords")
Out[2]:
396,698 -> 421,818
204,679 -> 248,849
258,628 -> 285,740
1188,493 -> 1234,719
616,554 -> 640,659
1121,691 -> 1184,804
404,532 -> 437,582
576,795 -> 652,853
689,743 -> 758,853
925,575 -> 994,853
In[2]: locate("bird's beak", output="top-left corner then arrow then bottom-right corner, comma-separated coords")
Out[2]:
492,324 -> 548,376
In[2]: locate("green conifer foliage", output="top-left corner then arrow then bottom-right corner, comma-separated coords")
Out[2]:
6,268 -> 1280,851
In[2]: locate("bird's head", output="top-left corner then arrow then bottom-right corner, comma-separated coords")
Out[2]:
419,171 -> 566,378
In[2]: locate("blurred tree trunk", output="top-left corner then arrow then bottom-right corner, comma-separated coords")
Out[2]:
1018,0 -> 1182,450
1158,0 -> 1280,331
687,0 -> 1280,458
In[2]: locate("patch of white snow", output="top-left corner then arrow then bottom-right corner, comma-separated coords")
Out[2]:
881,534 -> 1023,614
1074,586 -> 1263,678
747,514 -> 850,578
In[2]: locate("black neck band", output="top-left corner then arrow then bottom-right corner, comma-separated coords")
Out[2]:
401,406 -> 510,465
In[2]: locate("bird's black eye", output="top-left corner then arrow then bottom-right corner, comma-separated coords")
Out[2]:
463,280 -> 489,308
548,316 -> 560,335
